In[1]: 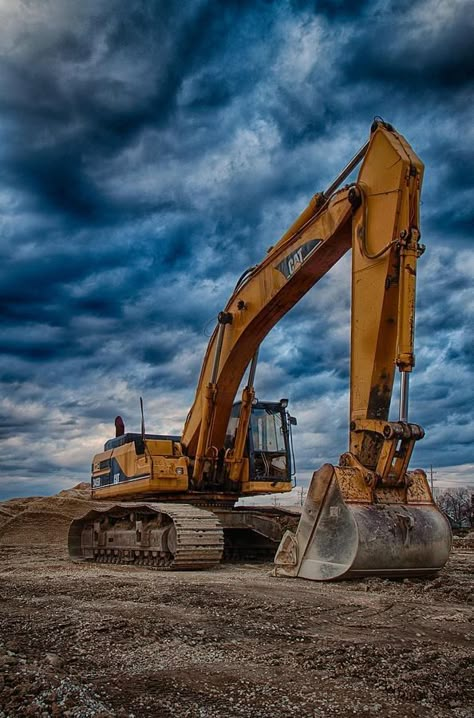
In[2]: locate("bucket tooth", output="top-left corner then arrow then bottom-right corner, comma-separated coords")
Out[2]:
274,463 -> 452,581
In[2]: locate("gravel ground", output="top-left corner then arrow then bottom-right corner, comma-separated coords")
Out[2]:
0,542 -> 472,718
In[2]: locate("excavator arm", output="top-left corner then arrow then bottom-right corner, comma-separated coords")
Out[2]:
182,120 -> 451,579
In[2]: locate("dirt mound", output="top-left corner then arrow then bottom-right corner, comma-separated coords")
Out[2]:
0,484 -> 93,547
0,511 -> 74,546
0,497 -> 43,531
0,506 -> 15,522
24,496 -> 92,517
57,482 -> 91,500
0,496 -> 43,513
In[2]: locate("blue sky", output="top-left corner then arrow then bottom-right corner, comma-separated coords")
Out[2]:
0,0 -> 473,499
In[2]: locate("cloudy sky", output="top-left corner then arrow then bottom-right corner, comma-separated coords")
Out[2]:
0,0 -> 472,500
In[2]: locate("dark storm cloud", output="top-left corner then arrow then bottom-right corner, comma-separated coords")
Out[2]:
341,5 -> 474,92
0,0 -> 473,496
291,0 -> 372,19
0,244 -> 122,309
0,1 -> 276,223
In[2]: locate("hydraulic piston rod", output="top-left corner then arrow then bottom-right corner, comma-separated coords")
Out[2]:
399,371 -> 410,422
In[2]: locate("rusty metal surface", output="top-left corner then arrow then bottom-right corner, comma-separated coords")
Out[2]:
217,506 -> 300,538
69,502 -> 302,570
274,463 -> 452,581
68,502 -> 224,570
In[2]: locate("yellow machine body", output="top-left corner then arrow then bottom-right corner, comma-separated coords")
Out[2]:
91,439 -> 189,499
90,437 -> 291,501
78,120 -> 451,578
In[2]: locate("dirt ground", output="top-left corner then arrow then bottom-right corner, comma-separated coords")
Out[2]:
0,532 -> 472,718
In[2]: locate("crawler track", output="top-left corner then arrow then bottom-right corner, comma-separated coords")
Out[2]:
68,502 -> 224,570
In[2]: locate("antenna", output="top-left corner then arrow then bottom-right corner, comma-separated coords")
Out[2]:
140,396 -> 145,441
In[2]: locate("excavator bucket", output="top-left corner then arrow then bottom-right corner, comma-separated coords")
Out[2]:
274,464 -> 452,581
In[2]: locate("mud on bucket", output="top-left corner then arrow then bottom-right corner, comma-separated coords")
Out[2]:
274,463 -> 452,581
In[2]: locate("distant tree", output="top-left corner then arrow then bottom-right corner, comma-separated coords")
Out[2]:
436,488 -> 473,528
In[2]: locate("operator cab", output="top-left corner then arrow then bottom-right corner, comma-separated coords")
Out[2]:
225,400 -> 296,482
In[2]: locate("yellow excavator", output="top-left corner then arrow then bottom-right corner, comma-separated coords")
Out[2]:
69,119 -> 452,580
